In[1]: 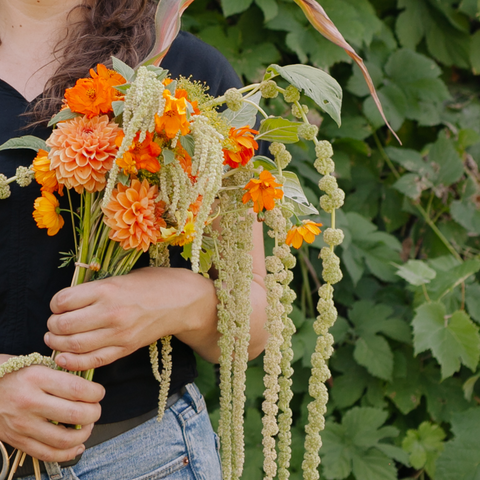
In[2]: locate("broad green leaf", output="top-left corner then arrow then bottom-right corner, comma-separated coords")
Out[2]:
255,117 -> 302,143
265,63 -> 342,126
255,0 -> 278,21
330,365 -> 369,409
354,334 -> 394,380
321,407 -> 400,480
162,149 -> 176,165
245,366 -> 265,401
395,260 -> 437,286
111,56 -> 135,82
385,147 -> 435,177
351,449 -> 398,480
451,199 -> 480,234
393,173 -> 430,200
396,0 -> 428,49
0,135 -> 47,152
47,108 -> 80,127
277,171 -> 319,216
428,133 -> 465,187
436,408 -> 480,480
221,0 -> 253,17
427,259 -> 480,300
466,283 -> 480,323
402,422 -> 446,477
179,135 -> 194,158
221,91 -> 261,128
412,302 -> 480,379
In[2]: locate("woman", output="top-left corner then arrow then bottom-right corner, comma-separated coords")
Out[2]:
0,1 -> 268,478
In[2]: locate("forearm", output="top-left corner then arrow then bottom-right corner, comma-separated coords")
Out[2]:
174,272 -> 268,364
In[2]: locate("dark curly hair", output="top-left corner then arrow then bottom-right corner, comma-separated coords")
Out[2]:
31,0 -> 157,123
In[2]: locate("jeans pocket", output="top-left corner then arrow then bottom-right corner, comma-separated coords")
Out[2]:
130,453 -> 189,480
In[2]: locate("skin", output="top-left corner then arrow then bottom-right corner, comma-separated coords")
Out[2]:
0,0 -> 269,463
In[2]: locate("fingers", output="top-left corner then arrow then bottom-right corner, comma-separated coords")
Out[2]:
50,282 -> 99,314
27,367 -> 105,404
52,346 -> 127,371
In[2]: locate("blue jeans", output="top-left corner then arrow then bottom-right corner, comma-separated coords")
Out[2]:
20,383 -> 222,480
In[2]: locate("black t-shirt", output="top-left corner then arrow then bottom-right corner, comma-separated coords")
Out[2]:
0,31 -> 241,423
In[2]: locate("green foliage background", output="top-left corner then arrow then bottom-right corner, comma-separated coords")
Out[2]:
183,1 -> 480,479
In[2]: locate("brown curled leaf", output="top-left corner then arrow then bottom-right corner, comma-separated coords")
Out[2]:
293,0 -> 402,144
139,0 -> 195,67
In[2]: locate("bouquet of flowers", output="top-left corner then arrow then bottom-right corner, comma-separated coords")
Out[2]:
0,1 -> 398,479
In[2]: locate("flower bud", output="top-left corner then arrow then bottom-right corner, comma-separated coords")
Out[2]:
225,88 -> 243,111
260,80 -> 278,99
283,85 -> 301,103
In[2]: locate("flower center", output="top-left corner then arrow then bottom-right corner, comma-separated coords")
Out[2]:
86,88 -> 97,100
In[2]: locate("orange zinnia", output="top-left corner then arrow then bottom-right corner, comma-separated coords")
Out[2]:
47,115 -> 120,194
90,64 -> 126,101
242,170 -> 284,213
102,179 -> 163,252
116,131 -> 162,174
33,191 -> 64,236
155,89 -> 190,139
223,127 -> 259,169
286,220 -> 323,249
32,149 -> 63,195
65,76 -> 114,118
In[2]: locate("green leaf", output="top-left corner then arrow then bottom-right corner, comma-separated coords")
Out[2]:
436,408 -> 480,480
221,91 -> 261,128
321,407 -> 400,480
265,64 -> 343,126
428,133 -> 465,187
470,30 -> 480,75
255,117 -> 302,143
47,108 -> 80,127
255,0 -> 278,22
0,135 -> 47,152
451,199 -> 480,234
396,0 -> 428,49
463,374 -> 480,402
354,334 -> 394,380
402,422 -> 446,477
395,260 -> 437,286
162,149 -> 175,165
393,173 -> 430,200
466,283 -> 480,323
277,171 -> 319,216
179,135 -> 195,158
252,155 -> 277,171
111,56 -> 136,82
385,147 -> 435,177
221,0 -> 253,17
112,100 -> 124,118
331,365 -> 369,409
427,259 -> 480,301
412,302 -> 480,379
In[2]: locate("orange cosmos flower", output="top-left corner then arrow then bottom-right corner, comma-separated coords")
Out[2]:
223,127 -> 259,169
33,191 -> 64,236
103,179 -> 163,252
155,89 -> 190,139
90,64 -> 126,101
242,170 -> 284,213
47,115 -> 120,194
175,88 -> 201,115
116,131 -> 162,174
286,220 -> 323,249
32,149 -> 64,195
65,76 -> 114,118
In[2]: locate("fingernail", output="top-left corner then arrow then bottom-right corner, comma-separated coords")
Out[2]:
76,446 -> 85,457
44,333 -> 50,345
57,356 -> 67,368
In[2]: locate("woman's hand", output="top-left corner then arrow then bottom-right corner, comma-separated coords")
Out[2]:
0,363 -> 104,463
45,219 -> 268,371
45,267 -> 221,370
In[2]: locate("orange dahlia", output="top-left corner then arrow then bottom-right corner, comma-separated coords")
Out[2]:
242,170 -> 284,213
102,179 -> 163,252
115,131 -> 162,174
64,76 -> 114,118
47,115 -> 120,194
223,127 -> 259,169
155,89 -> 190,139
32,149 -> 63,195
33,191 -> 64,236
286,220 -> 323,249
